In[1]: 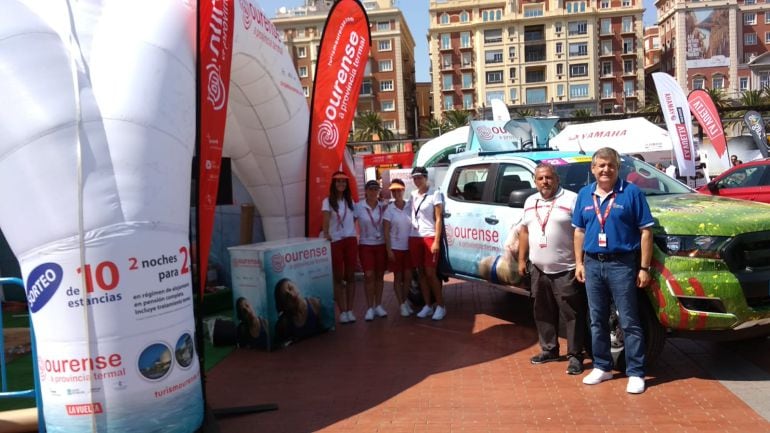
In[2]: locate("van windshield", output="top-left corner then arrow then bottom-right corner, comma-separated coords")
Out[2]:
551,157 -> 694,196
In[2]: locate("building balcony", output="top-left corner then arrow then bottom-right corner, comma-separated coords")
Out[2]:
439,44 -> 453,52
599,51 -> 614,58
459,44 -> 473,50
460,62 -> 474,69
601,92 -> 615,99
621,50 -> 636,56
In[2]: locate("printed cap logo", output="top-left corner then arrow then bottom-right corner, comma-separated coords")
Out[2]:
317,120 -> 339,149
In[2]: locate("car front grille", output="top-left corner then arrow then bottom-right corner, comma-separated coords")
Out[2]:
721,231 -> 770,309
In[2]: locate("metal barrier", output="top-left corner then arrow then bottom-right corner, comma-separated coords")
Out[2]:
0,277 -> 45,432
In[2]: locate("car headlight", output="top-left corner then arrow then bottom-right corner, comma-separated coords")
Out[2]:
654,235 -> 730,259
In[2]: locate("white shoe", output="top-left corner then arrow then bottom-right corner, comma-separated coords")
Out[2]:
364,308 -> 375,321
374,305 -> 388,317
582,368 -> 613,385
347,311 -> 356,323
416,305 -> 434,318
406,302 -> 414,314
626,376 -> 645,394
431,305 -> 446,321
339,311 -> 350,324
400,302 -> 411,317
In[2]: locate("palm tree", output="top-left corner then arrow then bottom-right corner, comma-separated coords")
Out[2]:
513,108 -> 536,118
571,108 -> 593,122
422,118 -> 447,138
443,110 -> 472,130
640,90 -> 662,124
352,111 -> 394,141
727,89 -> 767,133
706,88 -> 732,113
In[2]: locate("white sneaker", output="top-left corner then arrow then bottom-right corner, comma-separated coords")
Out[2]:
582,368 -> 613,385
339,311 -> 350,324
406,302 -> 414,314
375,305 -> 388,317
400,302 -> 411,317
626,376 -> 645,394
347,311 -> 356,323
416,305 -> 434,318
431,305 -> 446,321
364,308 -> 375,321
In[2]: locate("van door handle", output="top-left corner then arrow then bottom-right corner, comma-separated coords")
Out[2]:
444,212 -> 451,218
485,216 -> 499,225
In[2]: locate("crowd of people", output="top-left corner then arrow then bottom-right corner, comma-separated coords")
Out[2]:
323,147 -> 653,394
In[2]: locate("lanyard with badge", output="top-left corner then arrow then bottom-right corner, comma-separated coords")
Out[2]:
592,194 -> 615,248
535,197 -> 556,248
413,193 -> 429,229
366,203 -> 383,239
335,203 -> 347,231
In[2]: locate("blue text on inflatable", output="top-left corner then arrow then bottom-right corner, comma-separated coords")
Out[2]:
26,263 -> 63,313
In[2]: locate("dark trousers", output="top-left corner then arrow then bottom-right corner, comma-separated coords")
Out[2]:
531,266 -> 587,358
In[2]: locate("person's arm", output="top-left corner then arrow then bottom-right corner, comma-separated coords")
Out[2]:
431,202 -> 443,255
637,227 -> 653,288
574,228 -> 586,283
322,210 -> 331,240
383,219 -> 395,261
517,224 -> 529,276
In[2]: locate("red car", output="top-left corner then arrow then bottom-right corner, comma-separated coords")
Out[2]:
697,158 -> 770,203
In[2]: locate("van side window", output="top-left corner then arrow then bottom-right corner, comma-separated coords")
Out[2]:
495,164 -> 534,204
449,165 -> 490,202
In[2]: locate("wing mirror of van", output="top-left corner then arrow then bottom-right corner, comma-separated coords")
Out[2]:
707,181 -> 719,193
508,188 -> 538,208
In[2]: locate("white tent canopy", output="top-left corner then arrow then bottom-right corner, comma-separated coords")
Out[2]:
551,118 -> 673,164
415,126 -> 469,167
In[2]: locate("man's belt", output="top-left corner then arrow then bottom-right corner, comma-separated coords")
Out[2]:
585,251 -> 636,262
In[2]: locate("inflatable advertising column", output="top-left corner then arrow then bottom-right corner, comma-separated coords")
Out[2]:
0,1 -> 202,431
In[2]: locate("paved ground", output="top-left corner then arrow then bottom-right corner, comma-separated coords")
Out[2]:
205,276 -> 770,433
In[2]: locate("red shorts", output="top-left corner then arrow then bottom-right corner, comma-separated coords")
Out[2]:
331,237 -> 358,276
409,236 -> 437,268
359,244 -> 386,273
388,249 -> 411,273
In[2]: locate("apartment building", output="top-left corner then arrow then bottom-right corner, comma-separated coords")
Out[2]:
656,0 -> 770,95
272,0 -> 417,138
427,0 -> 646,119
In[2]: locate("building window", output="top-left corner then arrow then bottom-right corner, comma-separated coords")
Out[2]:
442,74 -> 453,91
569,42 -> 588,56
482,9 -> 503,21
526,88 -> 547,104
601,40 -> 613,55
441,34 -> 451,50
601,19 -> 611,34
303,86 -> 309,97
377,21 -> 390,31
623,38 -> 634,53
602,81 -> 613,98
461,32 -> 471,48
557,84 -> 565,96
600,0 -> 610,8
298,66 -> 308,78
460,11 -> 469,22
570,84 -> 589,98
444,95 -> 454,110
624,59 -> 634,74
566,1 -> 586,13
508,46 -> 516,59
602,61 -> 612,76
526,68 -> 546,82
556,42 -> 563,54
692,78 -> 704,89
624,79 -> 634,96
767,32 -> 770,43
462,52 -> 472,67
746,0 -> 756,4
360,80 -> 372,95
509,67 -> 517,79
712,76 -> 724,89
622,0 -> 631,6
485,91 -> 505,105
462,72 -> 473,88
440,13 -> 449,25
297,46 -> 307,58
740,77 -> 748,91
442,54 -> 452,69
556,63 -> 564,75
463,93 -> 474,109
383,120 -> 395,130
380,80 -> 394,91
569,63 -> 588,77
484,29 -> 503,44
485,50 -> 504,64
486,70 -> 503,84
745,33 -> 757,45
555,22 -> 563,34
744,13 -> 756,25
378,40 -> 392,51
524,5 -> 544,17
509,88 -> 518,101
766,11 -> 770,24
622,17 -> 633,33
379,59 -> 393,72
568,21 -> 587,36
381,100 -> 395,111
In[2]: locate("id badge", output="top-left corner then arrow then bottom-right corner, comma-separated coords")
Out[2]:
598,232 -> 608,248
538,234 -> 548,248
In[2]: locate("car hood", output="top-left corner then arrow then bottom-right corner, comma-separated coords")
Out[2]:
648,194 -> 770,236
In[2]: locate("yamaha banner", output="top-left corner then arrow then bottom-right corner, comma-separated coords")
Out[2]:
688,89 -> 729,169
653,72 -> 696,177
305,0 -> 371,237
743,111 -> 769,158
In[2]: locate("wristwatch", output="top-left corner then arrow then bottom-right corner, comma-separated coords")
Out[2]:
640,266 -> 651,272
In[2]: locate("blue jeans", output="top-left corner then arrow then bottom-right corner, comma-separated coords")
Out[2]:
584,253 -> 645,377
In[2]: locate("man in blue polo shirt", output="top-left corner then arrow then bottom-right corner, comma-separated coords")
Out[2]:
572,147 -> 654,394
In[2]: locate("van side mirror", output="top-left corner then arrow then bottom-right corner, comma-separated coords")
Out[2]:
707,181 -> 719,193
508,188 -> 537,208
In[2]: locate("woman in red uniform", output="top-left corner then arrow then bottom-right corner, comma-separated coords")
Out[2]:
384,179 -> 414,316
356,180 -> 388,321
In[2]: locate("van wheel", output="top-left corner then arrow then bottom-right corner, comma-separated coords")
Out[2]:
609,299 -> 665,370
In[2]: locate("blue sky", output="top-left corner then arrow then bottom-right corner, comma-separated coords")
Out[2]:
259,0 -> 657,82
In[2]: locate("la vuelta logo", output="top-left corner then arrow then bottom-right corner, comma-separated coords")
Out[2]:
205,0 -> 231,111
